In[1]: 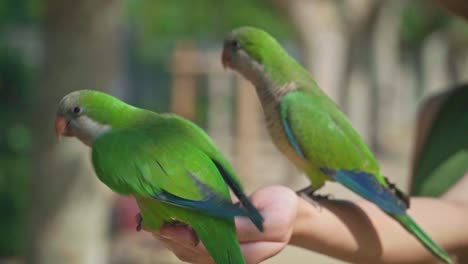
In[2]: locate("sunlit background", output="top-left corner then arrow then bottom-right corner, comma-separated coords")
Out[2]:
1,0 -> 467,263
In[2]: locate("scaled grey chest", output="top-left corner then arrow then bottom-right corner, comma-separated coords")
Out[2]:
255,85 -> 309,171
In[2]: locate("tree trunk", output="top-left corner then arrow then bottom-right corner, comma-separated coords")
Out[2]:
273,0 -> 347,103
27,0 -> 121,263
436,0 -> 468,19
373,0 -> 406,154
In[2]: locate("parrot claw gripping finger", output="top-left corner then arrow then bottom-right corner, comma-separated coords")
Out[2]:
190,226 -> 201,246
135,213 -> 143,232
296,185 -> 333,200
163,219 -> 186,227
311,193 -> 334,200
296,185 -> 335,211
162,221 -> 200,247
296,185 -> 317,197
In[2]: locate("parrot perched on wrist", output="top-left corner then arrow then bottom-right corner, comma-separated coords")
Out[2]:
55,90 -> 263,264
221,26 -> 455,264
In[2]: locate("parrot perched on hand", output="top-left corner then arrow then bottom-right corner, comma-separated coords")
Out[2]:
55,90 -> 263,264
221,26 -> 455,264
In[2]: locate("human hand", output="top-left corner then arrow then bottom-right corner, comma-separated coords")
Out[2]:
149,186 -> 298,264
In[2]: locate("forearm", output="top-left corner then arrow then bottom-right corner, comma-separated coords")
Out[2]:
290,196 -> 468,263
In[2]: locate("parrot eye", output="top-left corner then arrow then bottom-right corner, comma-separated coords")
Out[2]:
72,106 -> 82,115
231,40 -> 241,50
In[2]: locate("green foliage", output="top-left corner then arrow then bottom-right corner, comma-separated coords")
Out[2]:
411,85 -> 468,197
125,0 -> 293,63
0,155 -> 29,256
0,0 -> 42,28
7,124 -> 32,154
0,46 -> 32,257
400,0 -> 450,49
414,150 -> 468,196
0,1 -> 38,256
0,47 -> 31,108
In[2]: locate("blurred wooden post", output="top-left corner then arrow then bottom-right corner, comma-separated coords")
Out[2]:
373,0 -> 404,154
170,42 -> 198,120
348,71 -> 371,143
275,0 -> 350,104
27,0 -> 120,263
206,52 -> 234,159
436,0 -> 468,19
235,76 -> 259,188
170,47 -> 262,189
422,32 -> 450,97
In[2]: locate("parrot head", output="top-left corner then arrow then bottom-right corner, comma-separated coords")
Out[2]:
222,26 -> 286,82
55,90 -> 130,146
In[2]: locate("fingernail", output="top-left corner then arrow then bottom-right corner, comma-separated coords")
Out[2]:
159,234 -> 173,240
153,234 -> 173,242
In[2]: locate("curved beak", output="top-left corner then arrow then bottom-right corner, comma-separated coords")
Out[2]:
55,115 -> 73,140
221,48 -> 232,70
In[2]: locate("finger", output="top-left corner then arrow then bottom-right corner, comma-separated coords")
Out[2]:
159,225 -> 200,247
157,236 -> 208,264
236,186 -> 298,242
158,225 -> 212,257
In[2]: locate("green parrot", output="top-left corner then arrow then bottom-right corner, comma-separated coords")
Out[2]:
221,26 -> 455,264
55,90 -> 263,264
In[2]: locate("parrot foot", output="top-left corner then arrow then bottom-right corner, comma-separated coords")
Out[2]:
163,219 -> 186,226
162,220 -> 200,247
190,227 -> 200,247
296,185 -> 334,211
296,186 -> 333,200
296,185 -> 317,197
135,213 -> 143,232
311,194 -> 334,201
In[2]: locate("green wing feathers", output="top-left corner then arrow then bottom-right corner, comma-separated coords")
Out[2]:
137,197 -> 247,264
191,217 -> 246,264
91,125 -> 229,199
279,91 -> 384,185
163,115 -> 264,230
280,91 -> 455,263
90,116 -> 261,264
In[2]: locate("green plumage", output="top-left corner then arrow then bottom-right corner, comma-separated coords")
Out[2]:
280,91 -> 384,189
224,26 -> 455,263
58,90 -> 263,264
92,121 -> 243,263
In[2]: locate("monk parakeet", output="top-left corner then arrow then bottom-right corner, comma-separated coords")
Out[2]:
222,26 -> 454,264
55,90 -> 263,264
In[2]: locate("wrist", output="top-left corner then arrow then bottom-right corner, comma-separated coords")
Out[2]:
290,197 -> 320,247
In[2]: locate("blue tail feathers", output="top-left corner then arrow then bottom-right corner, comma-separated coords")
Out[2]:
321,168 -> 407,215
320,170 -> 455,263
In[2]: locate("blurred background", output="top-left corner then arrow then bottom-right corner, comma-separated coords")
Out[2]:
0,0 -> 467,263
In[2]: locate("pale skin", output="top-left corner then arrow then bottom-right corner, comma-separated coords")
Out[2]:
147,173 -> 468,264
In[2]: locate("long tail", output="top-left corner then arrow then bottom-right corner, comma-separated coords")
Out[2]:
327,169 -> 456,264
191,217 -> 246,264
393,214 -> 455,264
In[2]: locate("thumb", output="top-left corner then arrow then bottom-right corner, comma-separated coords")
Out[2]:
236,186 -> 298,243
